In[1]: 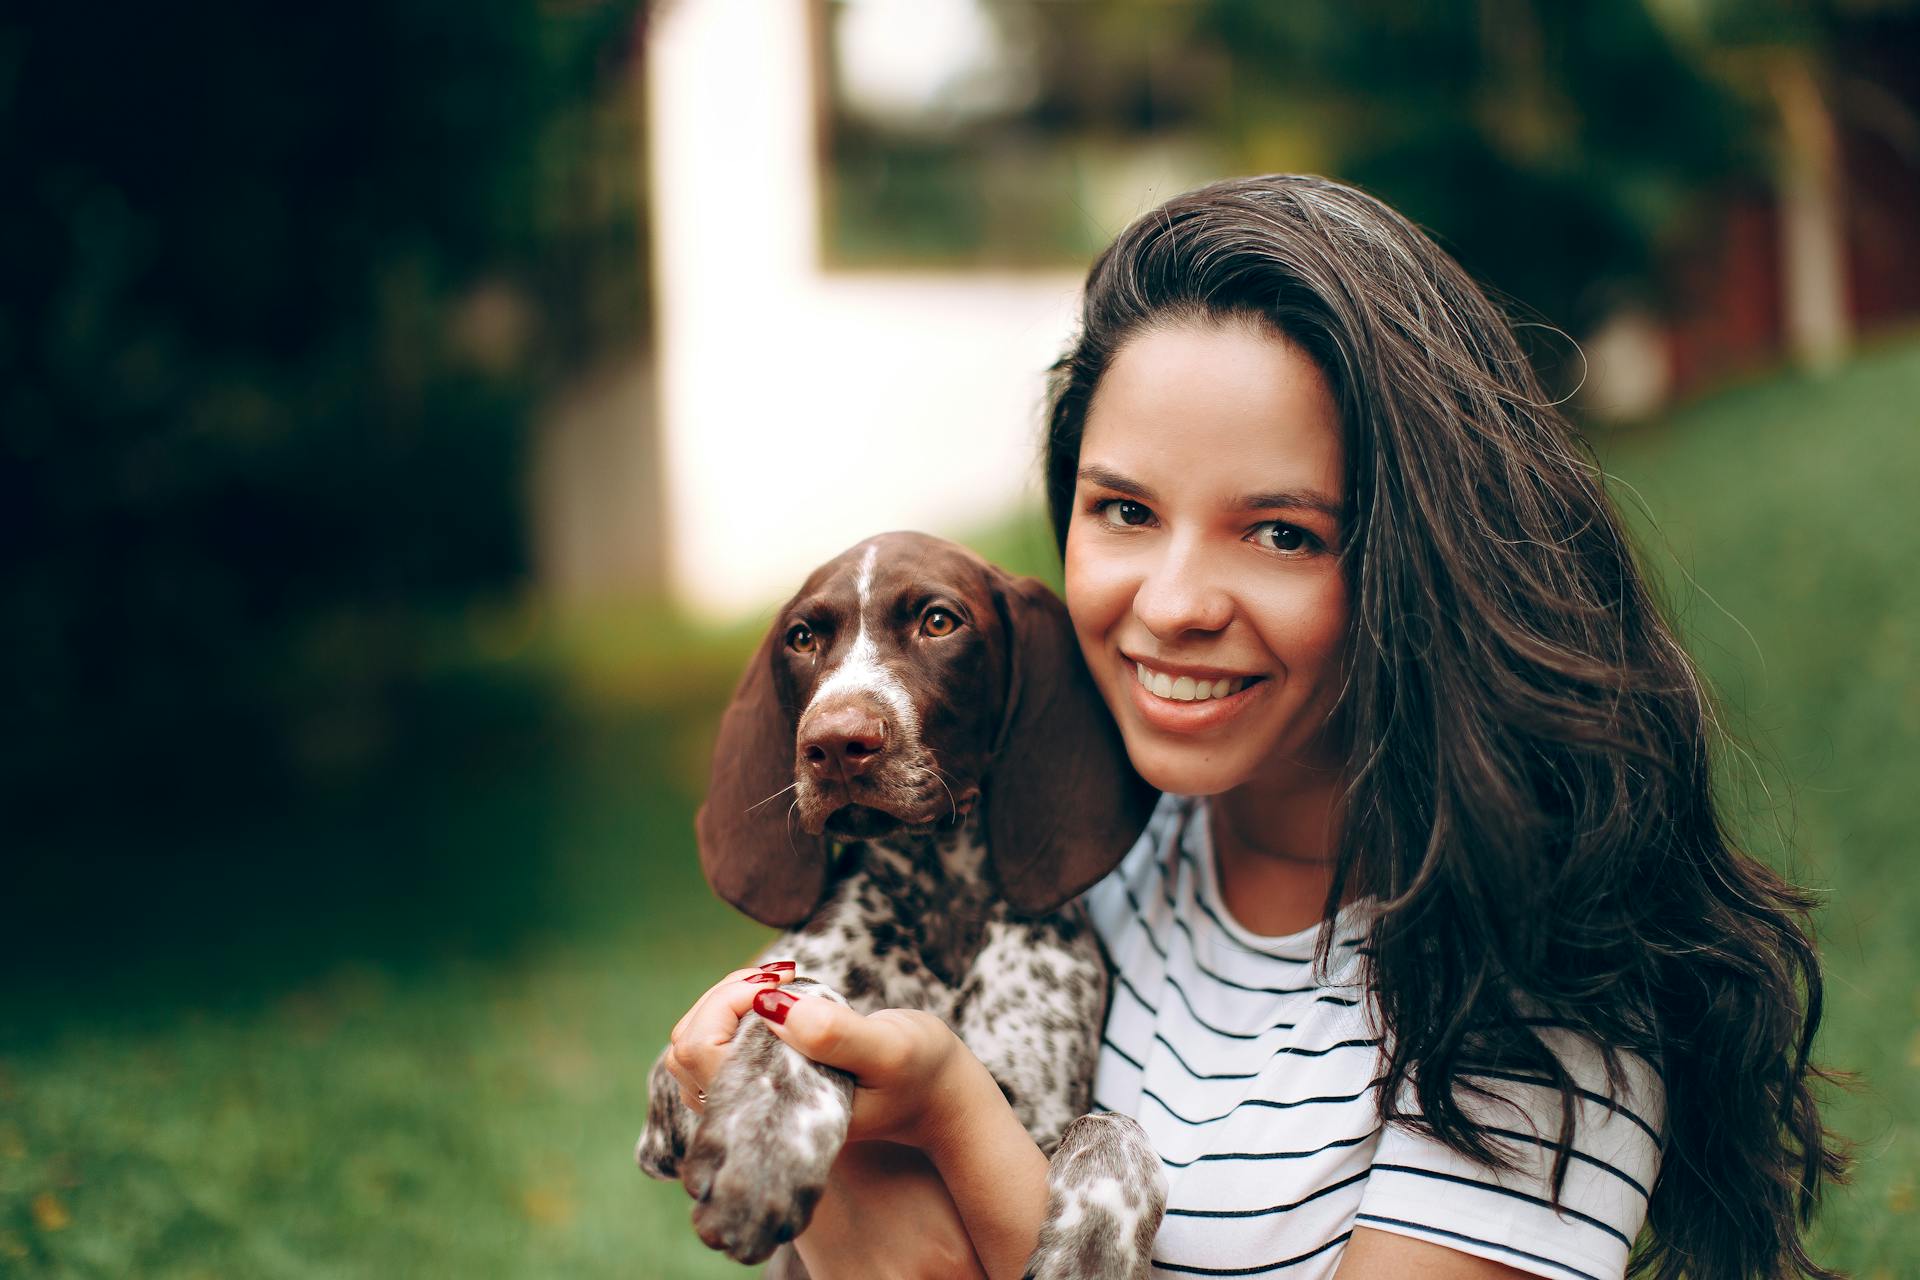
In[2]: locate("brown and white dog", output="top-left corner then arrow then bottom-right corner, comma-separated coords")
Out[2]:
636,531 -> 1166,1278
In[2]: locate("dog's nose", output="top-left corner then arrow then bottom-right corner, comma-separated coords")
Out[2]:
799,705 -> 889,782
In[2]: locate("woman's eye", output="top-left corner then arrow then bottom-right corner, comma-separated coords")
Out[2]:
1099,499 -> 1153,528
786,624 -> 816,653
921,608 -> 958,637
1254,522 -> 1317,554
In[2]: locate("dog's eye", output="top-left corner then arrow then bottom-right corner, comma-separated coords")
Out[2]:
921,609 -> 958,638
786,624 -> 817,653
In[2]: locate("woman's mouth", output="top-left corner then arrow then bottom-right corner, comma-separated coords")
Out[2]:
1124,658 -> 1268,732
1132,661 -> 1253,702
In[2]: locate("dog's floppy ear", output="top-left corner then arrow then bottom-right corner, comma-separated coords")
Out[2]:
986,570 -> 1157,915
696,624 -> 831,927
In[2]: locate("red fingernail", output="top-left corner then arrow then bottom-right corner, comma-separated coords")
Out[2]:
753,988 -> 798,1024
759,960 -> 797,973
745,972 -> 782,984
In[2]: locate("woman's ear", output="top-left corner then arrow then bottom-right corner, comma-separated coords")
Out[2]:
985,570 -> 1158,915
695,624 -> 832,928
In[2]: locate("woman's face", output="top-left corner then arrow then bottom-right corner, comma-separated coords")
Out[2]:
1063,318 -> 1350,800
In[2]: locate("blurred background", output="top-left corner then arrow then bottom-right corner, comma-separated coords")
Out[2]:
3,0 -> 1916,1274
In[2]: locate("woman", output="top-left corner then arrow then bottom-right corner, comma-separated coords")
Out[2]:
660,175 -> 1845,1279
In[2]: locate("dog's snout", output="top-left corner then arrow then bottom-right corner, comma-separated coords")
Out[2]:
799,704 -> 889,781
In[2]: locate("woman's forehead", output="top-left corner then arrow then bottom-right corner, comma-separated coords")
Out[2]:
1081,322 -> 1345,503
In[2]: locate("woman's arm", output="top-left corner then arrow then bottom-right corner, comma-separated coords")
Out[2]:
793,1142 -> 988,1279
909,1033 -> 1052,1277
1336,1229 -> 1534,1279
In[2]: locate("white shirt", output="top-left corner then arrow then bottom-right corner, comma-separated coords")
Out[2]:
1081,793 -> 1664,1280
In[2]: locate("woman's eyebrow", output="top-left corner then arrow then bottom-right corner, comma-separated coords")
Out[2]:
1077,464 -> 1157,501
1239,489 -> 1347,522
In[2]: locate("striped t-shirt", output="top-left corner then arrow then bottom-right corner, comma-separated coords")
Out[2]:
1081,793 -> 1665,1280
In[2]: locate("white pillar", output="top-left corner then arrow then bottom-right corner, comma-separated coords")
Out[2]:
646,0 -> 1083,619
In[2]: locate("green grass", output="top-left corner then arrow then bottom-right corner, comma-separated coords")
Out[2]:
4,337 -> 1917,1277
1597,335 -> 1920,1276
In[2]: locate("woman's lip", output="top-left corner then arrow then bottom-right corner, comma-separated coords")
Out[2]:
1122,656 -> 1266,733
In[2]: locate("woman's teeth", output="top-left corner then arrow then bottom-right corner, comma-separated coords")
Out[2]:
1135,663 -> 1247,702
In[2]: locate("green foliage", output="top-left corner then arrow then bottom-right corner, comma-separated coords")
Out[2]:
1191,0 -> 1757,334
0,2 -> 645,830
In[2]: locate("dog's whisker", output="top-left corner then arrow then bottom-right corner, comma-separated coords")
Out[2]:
746,781 -> 800,813
929,766 -> 959,822
909,763 -> 960,823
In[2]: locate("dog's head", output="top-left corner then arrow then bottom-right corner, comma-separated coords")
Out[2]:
696,530 -> 1155,926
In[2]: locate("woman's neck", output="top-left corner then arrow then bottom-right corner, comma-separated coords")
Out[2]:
1207,773 -> 1346,938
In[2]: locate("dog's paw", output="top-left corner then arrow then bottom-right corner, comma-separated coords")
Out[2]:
635,1051 -> 692,1181
634,1116 -> 682,1182
1024,1113 -> 1166,1280
680,1099 -> 844,1265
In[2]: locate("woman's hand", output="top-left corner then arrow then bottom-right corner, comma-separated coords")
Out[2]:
659,959 -> 971,1151
748,985 -> 970,1150
657,960 -> 797,1114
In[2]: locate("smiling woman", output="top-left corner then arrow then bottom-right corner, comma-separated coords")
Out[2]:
1030,174 -> 1845,1280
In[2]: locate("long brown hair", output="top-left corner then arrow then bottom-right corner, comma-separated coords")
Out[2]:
1044,174 -> 1847,1280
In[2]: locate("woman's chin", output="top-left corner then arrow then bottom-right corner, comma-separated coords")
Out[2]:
1122,742 -> 1249,798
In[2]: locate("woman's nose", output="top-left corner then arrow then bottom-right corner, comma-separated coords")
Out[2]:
1132,539 -> 1234,639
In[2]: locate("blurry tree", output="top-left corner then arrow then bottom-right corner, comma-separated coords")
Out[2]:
1180,0 -> 1758,342
1645,0 -> 1920,367
830,0 -> 1917,380
0,3 -> 648,832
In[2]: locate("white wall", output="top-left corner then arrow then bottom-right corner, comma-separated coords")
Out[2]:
646,0 -> 1084,618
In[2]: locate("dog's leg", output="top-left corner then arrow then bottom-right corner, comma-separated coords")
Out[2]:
1023,1112 -> 1166,1280
951,912 -> 1108,1154
635,1049 -> 697,1180
679,977 -> 856,1266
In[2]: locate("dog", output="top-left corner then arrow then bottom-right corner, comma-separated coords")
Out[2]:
635,531 -> 1167,1278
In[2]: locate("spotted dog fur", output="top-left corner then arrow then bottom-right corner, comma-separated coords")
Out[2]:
1026,1114 -> 1167,1280
634,532 -> 1164,1277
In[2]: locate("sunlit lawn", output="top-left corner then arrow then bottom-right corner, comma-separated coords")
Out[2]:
3,337 -> 1916,1277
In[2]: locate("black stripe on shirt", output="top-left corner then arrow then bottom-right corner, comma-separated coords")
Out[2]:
1369,1163 -> 1633,1249
1122,887 -> 1368,1012
1468,1124 -> 1653,1200
1140,1077 -> 1388,1127
1161,970 -> 1303,1040
1352,1213 -> 1605,1280
1101,1036 -> 1146,1072
1157,1129 -> 1378,1169
1168,1168 -> 1371,1218
1457,1068 -> 1663,1147
1113,967 -> 1162,1017
1114,964 -> 1301,1041
1103,1031 -> 1378,1084
1155,1029 -> 1381,1079
1123,881 -> 1172,960
1152,1230 -> 1353,1276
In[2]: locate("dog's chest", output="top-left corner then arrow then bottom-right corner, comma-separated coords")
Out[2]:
780,822 -> 1004,1018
